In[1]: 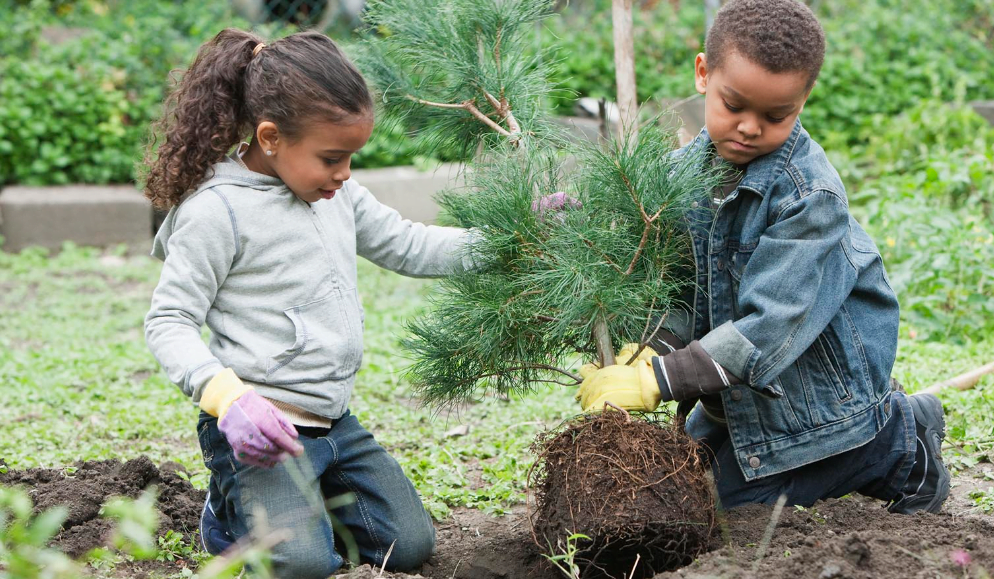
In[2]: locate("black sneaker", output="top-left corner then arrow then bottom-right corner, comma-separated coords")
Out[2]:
200,489 -> 235,555
887,393 -> 951,514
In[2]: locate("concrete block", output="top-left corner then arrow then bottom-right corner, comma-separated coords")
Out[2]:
351,163 -> 466,225
971,101 -> 994,126
0,185 -> 152,253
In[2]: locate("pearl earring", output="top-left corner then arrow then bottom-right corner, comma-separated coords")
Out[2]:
265,150 -> 273,156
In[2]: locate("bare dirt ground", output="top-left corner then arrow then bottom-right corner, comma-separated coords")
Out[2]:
1,458 -> 991,579
419,473 -> 994,579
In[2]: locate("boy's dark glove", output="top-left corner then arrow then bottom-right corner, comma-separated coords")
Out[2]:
652,340 -> 742,402
645,328 -> 686,356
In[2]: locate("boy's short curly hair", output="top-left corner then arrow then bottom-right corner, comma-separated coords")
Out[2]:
705,0 -> 825,88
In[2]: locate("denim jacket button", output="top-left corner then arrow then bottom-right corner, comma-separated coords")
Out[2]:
749,456 -> 761,469
717,259 -> 725,271
691,201 -> 699,208
730,389 -> 743,401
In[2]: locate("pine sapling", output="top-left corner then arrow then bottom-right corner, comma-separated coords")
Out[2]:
354,0 -> 722,405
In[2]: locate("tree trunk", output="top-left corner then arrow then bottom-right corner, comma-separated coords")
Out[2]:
705,0 -> 722,32
594,313 -> 616,367
611,0 -> 638,144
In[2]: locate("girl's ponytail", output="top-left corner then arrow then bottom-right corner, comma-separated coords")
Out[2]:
143,29 -> 263,210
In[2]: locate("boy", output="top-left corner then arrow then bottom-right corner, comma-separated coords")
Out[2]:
576,0 -> 949,514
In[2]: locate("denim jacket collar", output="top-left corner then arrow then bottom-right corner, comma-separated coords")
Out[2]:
687,119 -> 805,198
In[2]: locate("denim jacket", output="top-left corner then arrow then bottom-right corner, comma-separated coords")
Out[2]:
679,120 -> 900,481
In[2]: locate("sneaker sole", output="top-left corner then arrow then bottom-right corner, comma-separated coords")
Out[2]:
908,393 -> 951,513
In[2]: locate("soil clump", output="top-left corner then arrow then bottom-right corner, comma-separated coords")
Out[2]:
0,456 -> 204,559
528,410 -> 716,578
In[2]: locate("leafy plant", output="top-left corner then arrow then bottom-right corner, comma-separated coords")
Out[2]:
808,0 -> 994,146
848,103 -> 994,342
156,529 -> 202,563
541,0 -> 702,112
0,486 -> 77,579
543,531 -> 591,579
100,489 -> 160,559
969,487 -> 994,514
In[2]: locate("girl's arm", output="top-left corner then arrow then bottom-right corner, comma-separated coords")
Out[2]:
144,191 -> 237,402
350,181 -> 480,277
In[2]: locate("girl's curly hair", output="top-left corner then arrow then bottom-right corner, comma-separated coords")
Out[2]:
142,29 -> 373,210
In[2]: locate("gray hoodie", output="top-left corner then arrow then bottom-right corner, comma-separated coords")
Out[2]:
145,156 -> 475,419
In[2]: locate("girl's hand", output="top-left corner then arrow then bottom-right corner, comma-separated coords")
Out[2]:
200,368 -> 304,468
219,390 -> 304,468
532,192 -> 582,219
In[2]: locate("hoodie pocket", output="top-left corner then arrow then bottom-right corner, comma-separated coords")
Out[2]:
265,289 -> 364,383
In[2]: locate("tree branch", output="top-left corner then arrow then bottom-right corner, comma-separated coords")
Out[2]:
625,223 -> 653,275
407,95 -> 513,138
506,363 -> 583,383
449,363 -> 582,386
580,236 -> 623,273
484,91 -> 522,144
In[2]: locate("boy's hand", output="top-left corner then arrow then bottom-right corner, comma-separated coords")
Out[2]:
655,341 -> 743,402
575,343 -> 660,412
201,369 -> 304,468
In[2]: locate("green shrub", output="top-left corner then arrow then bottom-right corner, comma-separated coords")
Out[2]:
540,0 -> 994,147
353,117 -> 469,170
849,104 -> 994,342
808,0 -> 994,147
0,0 -> 455,188
542,0 -> 702,112
0,0 -> 250,186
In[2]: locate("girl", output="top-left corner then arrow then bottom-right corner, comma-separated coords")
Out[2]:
143,29 -> 477,578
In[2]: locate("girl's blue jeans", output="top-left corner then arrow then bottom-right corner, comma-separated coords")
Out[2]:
687,391 -> 917,509
198,410 -> 435,578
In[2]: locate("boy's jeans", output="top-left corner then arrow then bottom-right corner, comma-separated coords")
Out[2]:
688,391 -> 917,509
197,410 -> 435,579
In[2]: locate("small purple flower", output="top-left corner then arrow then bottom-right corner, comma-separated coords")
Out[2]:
950,549 -> 971,567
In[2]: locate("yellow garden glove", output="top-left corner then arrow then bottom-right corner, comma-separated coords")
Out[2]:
616,342 -> 657,365
575,344 -> 661,412
199,368 -> 253,419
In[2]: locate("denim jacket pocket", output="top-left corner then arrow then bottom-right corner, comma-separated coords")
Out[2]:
813,333 -> 852,402
727,243 -> 756,317
266,289 -> 364,383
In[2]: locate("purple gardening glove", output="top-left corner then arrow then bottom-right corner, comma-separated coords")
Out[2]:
218,391 -> 304,468
532,191 -> 582,220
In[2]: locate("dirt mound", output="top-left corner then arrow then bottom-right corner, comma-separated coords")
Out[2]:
0,456 -> 205,558
528,410 -> 716,578
657,496 -> 994,579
